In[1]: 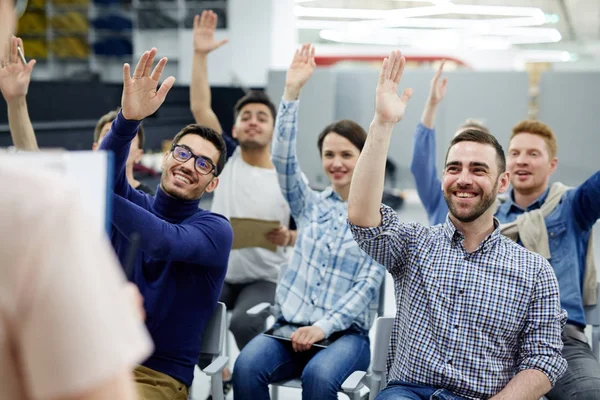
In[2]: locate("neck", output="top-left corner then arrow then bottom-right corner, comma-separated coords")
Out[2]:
126,164 -> 140,188
449,210 -> 496,252
513,184 -> 548,209
334,184 -> 350,202
240,146 -> 273,169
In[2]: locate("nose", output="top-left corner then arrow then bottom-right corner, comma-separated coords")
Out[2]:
516,153 -> 529,165
332,157 -> 343,168
456,169 -> 473,186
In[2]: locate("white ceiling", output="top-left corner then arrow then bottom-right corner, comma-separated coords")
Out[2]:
295,0 -> 600,64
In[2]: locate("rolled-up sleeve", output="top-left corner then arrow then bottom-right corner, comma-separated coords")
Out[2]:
517,260 -> 568,385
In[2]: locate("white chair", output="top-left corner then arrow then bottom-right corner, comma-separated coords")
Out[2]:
191,302 -> 229,400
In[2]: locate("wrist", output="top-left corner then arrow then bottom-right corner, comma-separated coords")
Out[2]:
370,116 -> 396,131
193,50 -> 209,58
283,86 -> 301,101
6,96 -> 27,107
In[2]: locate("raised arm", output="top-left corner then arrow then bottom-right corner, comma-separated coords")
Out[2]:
348,50 -> 412,227
410,61 -> 448,225
272,44 -> 318,219
491,262 -> 567,399
111,194 -> 233,266
190,10 -> 228,133
571,170 -> 600,231
0,36 -> 38,151
99,48 -> 174,199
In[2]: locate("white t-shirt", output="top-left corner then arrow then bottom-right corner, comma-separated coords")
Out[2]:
211,147 -> 291,284
0,165 -> 153,400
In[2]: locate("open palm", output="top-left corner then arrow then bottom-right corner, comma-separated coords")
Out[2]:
375,50 -> 413,125
121,48 -> 175,121
0,37 -> 36,102
193,10 -> 228,54
285,43 -> 316,91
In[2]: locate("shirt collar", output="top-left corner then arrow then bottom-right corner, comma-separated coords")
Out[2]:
500,187 -> 550,214
442,214 -> 502,253
321,186 -> 345,202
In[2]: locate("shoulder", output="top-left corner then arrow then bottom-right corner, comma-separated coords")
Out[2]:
498,235 -> 550,271
191,210 -> 233,236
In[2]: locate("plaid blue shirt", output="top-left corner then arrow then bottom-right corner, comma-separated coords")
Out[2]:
271,99 -> 385,338
349,205 -> 567,399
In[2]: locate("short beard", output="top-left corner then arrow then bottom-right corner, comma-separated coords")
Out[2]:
159,170 -> 210,201
444,178 -> 499,223
238,140 -> 269,151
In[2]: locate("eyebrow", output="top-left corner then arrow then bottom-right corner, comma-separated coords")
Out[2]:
445,161 -> 490,169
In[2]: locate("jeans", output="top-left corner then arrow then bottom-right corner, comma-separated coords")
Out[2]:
376,381 -> 468,400
232,328 -> 370,400
546,331 -> 600,400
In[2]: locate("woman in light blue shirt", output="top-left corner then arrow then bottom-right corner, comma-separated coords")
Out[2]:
233,44 -> 385,400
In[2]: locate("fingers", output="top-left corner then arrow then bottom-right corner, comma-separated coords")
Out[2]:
193,14 -> 200,30
156,76 -> 176,101
389,50 -> 401,83
132,50 -> 148,79
309,45 -> 316,68
378,57 -> 389,85
216,38 -> 229,49
150,56 -> 167,81
401,87 -> 414,105
440,77 -> 448,92
123,63 -> 131,85
210,10 -> 218,30
394,54 -> 406,84
10,36 -> 17,64
143,48 -> 157,78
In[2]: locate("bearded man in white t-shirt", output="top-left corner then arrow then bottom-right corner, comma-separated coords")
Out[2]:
190,10 -> 295,395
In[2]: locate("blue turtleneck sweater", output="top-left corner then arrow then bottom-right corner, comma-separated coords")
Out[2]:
100,112 -> 233,386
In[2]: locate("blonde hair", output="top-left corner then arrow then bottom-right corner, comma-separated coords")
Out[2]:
511,120 -> 557,159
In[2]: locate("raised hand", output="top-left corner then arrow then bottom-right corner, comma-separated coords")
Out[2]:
193,10 -> 228,55
0,36 -> 36,103
121,48 -> 175,121
427,60 -> 447,106
374,50 -> 413,126
284,43 -> 317,100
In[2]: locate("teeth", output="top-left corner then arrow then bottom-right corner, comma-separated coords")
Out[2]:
174,174 -> 191,184
456,192 -> 475,198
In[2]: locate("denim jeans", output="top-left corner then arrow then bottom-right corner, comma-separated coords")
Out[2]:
546,332 -> 600,400
232,328 -> 370,400
376,380 -> 468,400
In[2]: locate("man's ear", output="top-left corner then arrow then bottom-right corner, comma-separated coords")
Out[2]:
204,176 -> 219,193
232,125 -> 238,139
549,157 -> 558,175
161,152 -> 169,170
497,171 -> 511,194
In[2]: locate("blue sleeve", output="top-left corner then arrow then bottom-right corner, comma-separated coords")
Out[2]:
410,123 -> 448,225
99,112 -> 151,208
571,170 -> 600,231
222,133 -> 238,159
111,194 -> 233,267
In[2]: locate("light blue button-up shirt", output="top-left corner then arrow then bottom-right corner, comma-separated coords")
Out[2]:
271,99 -> 385,338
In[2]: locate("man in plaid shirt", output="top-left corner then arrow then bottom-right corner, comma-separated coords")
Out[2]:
348,50 -> 567,400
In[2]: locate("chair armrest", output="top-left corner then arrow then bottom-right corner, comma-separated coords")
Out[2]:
341,370 -> 367,392
203,356 -> 229,376
247,302 -> 271,315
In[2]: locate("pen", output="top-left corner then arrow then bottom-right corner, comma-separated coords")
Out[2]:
17,46 -> 27,65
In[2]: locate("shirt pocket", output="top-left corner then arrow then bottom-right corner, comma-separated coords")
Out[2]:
547,221 -> 568,263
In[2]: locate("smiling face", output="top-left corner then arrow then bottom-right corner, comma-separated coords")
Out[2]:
443,141 -> 509,223
507,133 -> 557,196
232,103 -> 274,150
321,132 -> 361,192
159,134 -> 220,200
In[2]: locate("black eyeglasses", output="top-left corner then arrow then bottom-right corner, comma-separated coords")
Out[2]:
170,143 -> 217,176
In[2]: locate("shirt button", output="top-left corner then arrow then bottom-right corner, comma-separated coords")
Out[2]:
448,360 -> 453,366
459,289 -> 464,295
317,282 -> 321,286
454,325 -> 459,329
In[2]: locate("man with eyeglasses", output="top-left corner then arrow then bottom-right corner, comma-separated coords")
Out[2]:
99,48 -> 233,400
